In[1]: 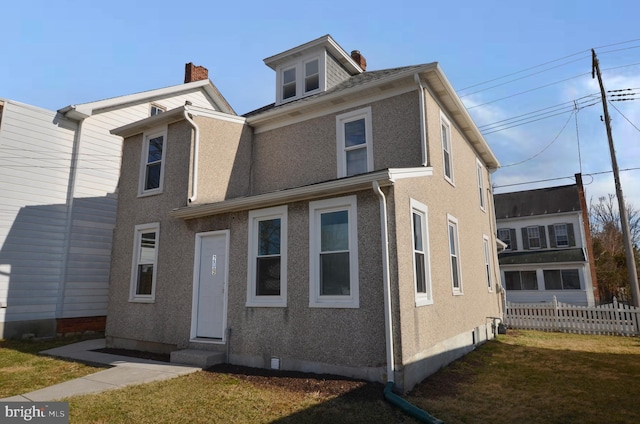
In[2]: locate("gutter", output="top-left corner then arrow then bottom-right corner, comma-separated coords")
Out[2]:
183,109 -> 200,203
372,182 -> 443,424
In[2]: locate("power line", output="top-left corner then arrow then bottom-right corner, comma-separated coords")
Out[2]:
608,100 -> 640,133
493,167 -> 640,189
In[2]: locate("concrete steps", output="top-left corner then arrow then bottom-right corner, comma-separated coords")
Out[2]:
170,349 -> 225,368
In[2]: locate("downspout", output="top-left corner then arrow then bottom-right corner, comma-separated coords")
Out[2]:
372,182 -> 443,424
184,108 -> 200,203
414,74 -> 429,167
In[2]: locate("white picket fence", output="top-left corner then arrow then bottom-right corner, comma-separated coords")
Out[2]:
505,297 -> 640,336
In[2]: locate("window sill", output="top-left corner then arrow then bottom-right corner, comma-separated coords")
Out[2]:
309,299 -> 359,309
246,300 -> 287,308
137,190 -> 163,198
128,297 -> 155,303
444,176 -> 455,188
415,297 -> 434,307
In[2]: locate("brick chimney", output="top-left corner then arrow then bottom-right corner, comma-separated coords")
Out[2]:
184,62 -> 209,83
350,50 -> 367,71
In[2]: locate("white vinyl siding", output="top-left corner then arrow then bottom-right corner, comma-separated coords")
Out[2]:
309,196 -> 359,308
247,206 -> 288,307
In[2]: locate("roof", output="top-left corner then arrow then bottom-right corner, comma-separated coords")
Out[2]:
58,79 -> 235,120
499,248 -> 586,265
494,184 -> 581,219
244,62 -> 500,169
263,34 -> 363,75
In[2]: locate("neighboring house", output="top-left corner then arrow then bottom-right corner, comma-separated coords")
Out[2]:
106,35 -> 503,392
0,64 -> 234,338
494,174 -> 599,306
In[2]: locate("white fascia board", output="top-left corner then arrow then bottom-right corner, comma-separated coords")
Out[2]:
264,34 -> 362,74
247,63 -> 438,128
111,105 -> 244,138
169,167 -> 433,220
428,64 -> 500,170
58,80 -> 233,118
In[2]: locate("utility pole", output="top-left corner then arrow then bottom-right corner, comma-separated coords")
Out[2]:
592,49 -> 640,307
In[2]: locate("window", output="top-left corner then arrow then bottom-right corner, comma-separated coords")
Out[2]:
150,104 -> 165,116
411,200 -> 432,306
544,269 -> 581,290
309,196 -> 359,308
483,236 -> 492,291
441,114 -> 453,183
553,224 -> 569,247
477,160 -> 486,210
139,128 -> 167,196
247,206 -> 287,307
130,223 -> 159,302
282,67 -> 297,100
336,107 -> 373,178
504,270 -> 538,290
304,59 -> 319,93
498,228 -> 514,250
448,215 -> 462,294
527,226 -> 541,249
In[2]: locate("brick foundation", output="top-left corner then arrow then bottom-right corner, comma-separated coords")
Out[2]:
56,316 -> 106,335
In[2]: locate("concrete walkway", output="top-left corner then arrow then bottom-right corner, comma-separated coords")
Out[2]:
1,339 -> 201,402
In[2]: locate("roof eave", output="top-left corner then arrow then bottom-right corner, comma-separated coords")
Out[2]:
170,167 -> 433,219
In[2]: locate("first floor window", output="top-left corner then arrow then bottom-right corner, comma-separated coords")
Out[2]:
412,200 -> 432,305
130,223 -> 159,302
448,215 -> 462,294
505,270 -> 538,290
483,236 -> 492,291
544,269 -> 580,290
247,206 -> 287,306
309,196 -> 359,308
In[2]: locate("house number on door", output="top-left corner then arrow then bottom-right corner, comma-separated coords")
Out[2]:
211,254 -> 217,275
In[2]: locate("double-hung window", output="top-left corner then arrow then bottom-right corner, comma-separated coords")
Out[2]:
130,223 -> 159,302
448,215 -> 462,294
441,114 -> 453,184
309,196 -> 359,308
554,224 -> 569,247
527,226 -> 541,249
336,107 -> 373,178
477,160 -> 486,211
139,128 -> 167,196
497,228 -> 513,250
483,235 -> 492,291
247,206 -> 287,307
282,67 -> 297,100
411,200 -> 432,306
304,59 -> 319,93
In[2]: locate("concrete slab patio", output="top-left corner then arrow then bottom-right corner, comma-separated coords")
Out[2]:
0,339 -> 202,402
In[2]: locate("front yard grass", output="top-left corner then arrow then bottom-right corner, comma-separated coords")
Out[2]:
3,331 -> 640,423
0,337 -> 102,398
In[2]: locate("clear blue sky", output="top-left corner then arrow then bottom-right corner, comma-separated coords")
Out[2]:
2,0 -> 640,209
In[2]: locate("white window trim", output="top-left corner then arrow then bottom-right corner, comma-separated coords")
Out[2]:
483,235 -> 493,292
336,106 -> 373,178
138,126 -> 167,197
527,226 -> 541,250
554,223 -> 569,247
150,103 -> 166,116
477,159 -> 486,212
129,222 -> 160,303
447,214 -> 463,295
309,196 -> 359,308
497,228 -> 512,251
247,206 -> 288,307
276,53 -> 325,105
441,113 -> 454,186
411,199 -> 433,306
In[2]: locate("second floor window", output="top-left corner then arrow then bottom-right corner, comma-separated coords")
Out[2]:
441,115 -> 453,183
336,107 -> 373,178
139,128 -> 167,195
526,226 -> 542,249
498,228 -> 514,250
282,67 -> 297,100
553,224 -> 569,247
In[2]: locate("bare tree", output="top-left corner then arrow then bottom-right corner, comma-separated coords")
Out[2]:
590,194 -> 640,303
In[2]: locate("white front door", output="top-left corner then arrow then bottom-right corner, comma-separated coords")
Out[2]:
192,231 -> 228,340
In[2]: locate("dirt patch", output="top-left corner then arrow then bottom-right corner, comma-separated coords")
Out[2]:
92,348 -> 171,363
206,363 -> 384,399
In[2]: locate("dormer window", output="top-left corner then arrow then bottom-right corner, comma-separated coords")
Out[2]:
304,59 -> 319,92
282,67 -> 297,100
277,55 -> 324,104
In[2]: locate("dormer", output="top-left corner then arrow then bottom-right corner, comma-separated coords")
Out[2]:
264,35 -> 365,106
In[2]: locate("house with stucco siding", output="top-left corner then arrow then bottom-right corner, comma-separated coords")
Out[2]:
106,35 -> 504,392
